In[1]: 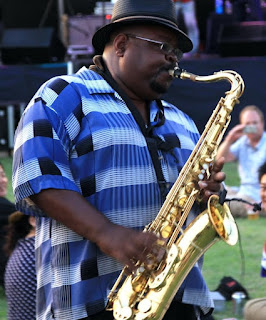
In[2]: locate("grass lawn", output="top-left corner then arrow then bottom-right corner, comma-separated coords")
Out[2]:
203,218 -> 266,320
0,287 -> 6,320
0,156 -> 264,320
0,157 -> 14,203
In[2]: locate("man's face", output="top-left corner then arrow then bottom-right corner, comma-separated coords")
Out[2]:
240,110 -> 264,141
118,25 -> 179,101
260,173 -> 266,210
0,166 -> 8,197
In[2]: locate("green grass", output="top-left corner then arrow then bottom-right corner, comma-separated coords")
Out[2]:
0,157 -> 263,320
223,161 -> 241,187
0,287 -> 6,320
203,218 -> 266,320
0,156 -> 14,202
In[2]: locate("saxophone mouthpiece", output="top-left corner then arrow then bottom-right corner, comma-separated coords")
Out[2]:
169,65 -> 197,81
169,65 -> 183,78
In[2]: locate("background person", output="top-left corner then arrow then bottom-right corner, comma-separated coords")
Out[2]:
4,211 -> 36,320
12,0 -> 227,319
173,0 -> 200,56
258,161 -> 266,215
0,162 -> 16,287
216,105 -> 266,217
243,161 -> 266,320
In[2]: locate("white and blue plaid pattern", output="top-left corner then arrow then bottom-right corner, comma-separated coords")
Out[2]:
12,67 -> 213,319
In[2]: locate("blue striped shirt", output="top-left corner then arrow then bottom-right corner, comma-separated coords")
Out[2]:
12,67 -> 213,319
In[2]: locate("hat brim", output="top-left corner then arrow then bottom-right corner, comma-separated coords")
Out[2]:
92,17 -> 193,54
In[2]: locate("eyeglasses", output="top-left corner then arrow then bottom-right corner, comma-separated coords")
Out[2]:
126,34 -> 183,61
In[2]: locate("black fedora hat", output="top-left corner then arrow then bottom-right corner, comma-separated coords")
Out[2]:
92,0 -> 193,54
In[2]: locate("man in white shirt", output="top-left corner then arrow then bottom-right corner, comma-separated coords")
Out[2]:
217,105 -> 266,217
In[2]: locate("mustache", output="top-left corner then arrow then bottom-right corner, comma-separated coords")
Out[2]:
154,65 -> 177,78
160,64 -> 176,73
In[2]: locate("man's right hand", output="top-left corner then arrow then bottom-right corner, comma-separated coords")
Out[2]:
97,223 -> 161,272
31,189 -> 161,273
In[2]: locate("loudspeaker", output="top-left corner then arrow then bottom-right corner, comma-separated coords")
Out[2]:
66,15 -> 108,56
0,28 -> 66,64
1,0 -> 58,28
65,0 -> 96,15
218,21 -> 266,57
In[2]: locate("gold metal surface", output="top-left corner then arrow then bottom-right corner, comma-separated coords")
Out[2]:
107,68 -> 244,320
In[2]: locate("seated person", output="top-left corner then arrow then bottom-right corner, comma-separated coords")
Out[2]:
243,161 -> 266,320
0,162 -> 16,286
4,211 -> 36,320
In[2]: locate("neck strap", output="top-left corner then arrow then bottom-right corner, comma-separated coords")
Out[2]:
89,56 -> 170,199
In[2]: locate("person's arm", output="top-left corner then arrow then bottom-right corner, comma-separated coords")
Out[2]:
30,189 -> 159,272
216,124 -> 245,162
30,153 -> 227,270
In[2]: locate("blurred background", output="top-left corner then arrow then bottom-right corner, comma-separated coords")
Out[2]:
0,2 -> 265,319
0,0 -> 265,155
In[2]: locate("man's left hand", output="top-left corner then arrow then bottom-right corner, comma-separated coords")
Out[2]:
198,157 -> 226,203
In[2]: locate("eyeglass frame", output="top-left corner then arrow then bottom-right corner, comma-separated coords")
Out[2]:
125,33 -> 183,61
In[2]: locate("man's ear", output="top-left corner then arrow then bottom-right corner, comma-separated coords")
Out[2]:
113,34 -> 128,57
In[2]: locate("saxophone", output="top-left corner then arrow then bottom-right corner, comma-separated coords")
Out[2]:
107,67 -> 244,320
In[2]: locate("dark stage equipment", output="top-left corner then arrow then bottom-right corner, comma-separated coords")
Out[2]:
218,21 -> 266,57
66,15 -> 108,56
205,12 -> 234,54
0,28 -> 66,64
1,0 -> 57,28
1,0 -> 97,29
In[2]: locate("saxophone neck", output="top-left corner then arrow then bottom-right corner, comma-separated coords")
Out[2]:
170,66 -> 245,99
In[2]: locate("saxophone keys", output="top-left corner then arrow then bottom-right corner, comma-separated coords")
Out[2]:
138,298 -> 152,313
114,306 -> 132,320
177,196 -> 187,207
202,157 -> 213,164
149,244 -> 179,289
202,163 -> 209,170
198,173 -> 204,180
132,274 -> 149,293
161,225 -> 172,239
185,182 -> 195,194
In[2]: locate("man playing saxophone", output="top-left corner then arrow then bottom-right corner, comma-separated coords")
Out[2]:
12,0 -> 228,319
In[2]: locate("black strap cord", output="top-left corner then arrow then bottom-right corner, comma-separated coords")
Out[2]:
220,185 -> 262,211
225,197 -> 262,212
90,56 -> 171,199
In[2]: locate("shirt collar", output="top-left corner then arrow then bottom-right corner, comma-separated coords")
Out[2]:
77,67 -> 172,113
245,131 -> 266,150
